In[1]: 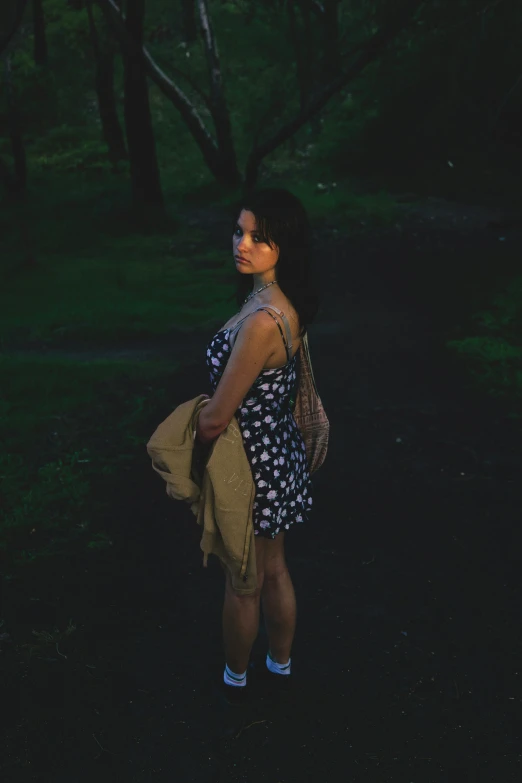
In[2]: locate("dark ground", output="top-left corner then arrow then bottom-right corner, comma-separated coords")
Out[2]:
1,200 -> 522,782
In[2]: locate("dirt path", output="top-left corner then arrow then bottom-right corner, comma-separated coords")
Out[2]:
2,200 -> 522,782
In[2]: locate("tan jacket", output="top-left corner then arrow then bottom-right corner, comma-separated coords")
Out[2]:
146,395 -> 257,594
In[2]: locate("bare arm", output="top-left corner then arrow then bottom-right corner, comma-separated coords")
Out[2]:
196,311 -> 277,444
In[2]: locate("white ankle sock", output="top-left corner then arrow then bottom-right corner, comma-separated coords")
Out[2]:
224,663 -> 247,687
266,651 -> 291,675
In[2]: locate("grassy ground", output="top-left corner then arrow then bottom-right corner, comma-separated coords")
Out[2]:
0,138 -> 401,573
0,355 -> 184,572
2,168 -> 522,577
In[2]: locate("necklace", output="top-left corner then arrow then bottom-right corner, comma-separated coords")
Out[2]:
243,280 -> 278,305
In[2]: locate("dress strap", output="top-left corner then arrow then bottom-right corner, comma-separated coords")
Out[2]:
256,305 -> 293,357
228,305 -> 293,362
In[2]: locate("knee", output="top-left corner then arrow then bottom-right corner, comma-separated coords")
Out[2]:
263,562 -> 288,583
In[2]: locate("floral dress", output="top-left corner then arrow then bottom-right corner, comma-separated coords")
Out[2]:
205,312 -> 313,539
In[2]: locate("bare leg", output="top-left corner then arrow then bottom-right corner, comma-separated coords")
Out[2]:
261,566 -> 297,664
222,574 -> 261,675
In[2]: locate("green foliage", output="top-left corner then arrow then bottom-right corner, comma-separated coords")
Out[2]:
1,0 -> 522,578
447,275 -> 522,406
472,277 -> 522,333
0,355 -> 182,569
0,451 -> 91,562
0,184 -> 236,343
33,134 -> 115,173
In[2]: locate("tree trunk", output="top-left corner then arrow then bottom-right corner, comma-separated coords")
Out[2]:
3,53 -> 36,267
322,0 -> 340,82
287,1 -> 320,141
287,0 -> 309,113
0,156 -> 16,192
180,0 -> 197,43
96,0 -> 232,185
1,0 -> 30,57
97,47 -> 127,164
121,0 -> 164,213
4,54 -> 27,194
86,0 -> 127,164
32,0 -> 47,65
196,0 -> 241,187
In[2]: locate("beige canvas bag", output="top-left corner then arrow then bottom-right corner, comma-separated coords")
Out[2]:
293,332 -> 329,474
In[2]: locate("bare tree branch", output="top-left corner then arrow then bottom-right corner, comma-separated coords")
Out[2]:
95,0 -> 223,173
490,70 -> 522,137
244,0 -> 425,188
196,0 -> 240,182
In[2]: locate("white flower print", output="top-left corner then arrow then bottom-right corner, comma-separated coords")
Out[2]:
208,327 -> 311,542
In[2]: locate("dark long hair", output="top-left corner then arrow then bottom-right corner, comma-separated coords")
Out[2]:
230,188 -> 320,337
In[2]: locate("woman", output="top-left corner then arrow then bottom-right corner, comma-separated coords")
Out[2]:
196,187 -> 319,703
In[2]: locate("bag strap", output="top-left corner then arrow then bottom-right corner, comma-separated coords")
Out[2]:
301,332 -> 319,397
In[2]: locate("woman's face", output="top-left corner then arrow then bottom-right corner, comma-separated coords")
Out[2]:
233,209 -> 279,278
